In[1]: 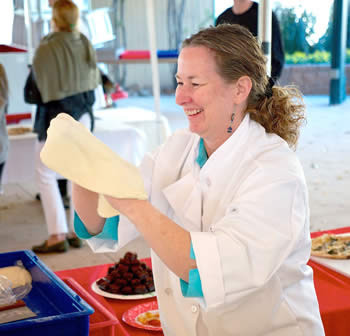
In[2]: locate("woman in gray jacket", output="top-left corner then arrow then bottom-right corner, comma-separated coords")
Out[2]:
0,64 -> 9,194
27,0 -> 100,253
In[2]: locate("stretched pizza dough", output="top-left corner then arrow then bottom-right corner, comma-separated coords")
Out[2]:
40,113 -> 148,218
0,266 -> 32,289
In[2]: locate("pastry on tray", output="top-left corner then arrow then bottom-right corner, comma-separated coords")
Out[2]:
7,127 -> 32,136
311,233 -> 350,259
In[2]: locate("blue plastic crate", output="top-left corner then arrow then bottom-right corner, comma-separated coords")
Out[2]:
0,250 -> 94,336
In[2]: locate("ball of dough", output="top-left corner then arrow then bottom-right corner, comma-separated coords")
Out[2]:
0,266 -> 32,288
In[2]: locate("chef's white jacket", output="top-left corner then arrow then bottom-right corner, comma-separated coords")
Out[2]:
87,115 -> 325,336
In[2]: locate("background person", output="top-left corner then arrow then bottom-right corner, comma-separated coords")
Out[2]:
46,0 -> 112,205
25,0 -> 100,253
0,64 -> 9,194
216,0 -> 285,80
53,24 -> 324,334
48,0 -> 114,97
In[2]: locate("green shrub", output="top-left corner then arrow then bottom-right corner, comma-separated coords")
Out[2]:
346,49 -> 350,63
286,49 -> 350,64
285,51 -> 330,64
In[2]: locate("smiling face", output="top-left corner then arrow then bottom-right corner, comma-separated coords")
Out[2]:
175,46 -> 238,152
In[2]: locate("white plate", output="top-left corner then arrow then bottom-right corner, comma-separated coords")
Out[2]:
91,279 -> 156,300
310,256 -> 350,278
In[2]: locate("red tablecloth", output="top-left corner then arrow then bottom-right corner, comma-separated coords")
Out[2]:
56,228 -> 350,336
56,259 -> 162,336
308,226 -> 350,336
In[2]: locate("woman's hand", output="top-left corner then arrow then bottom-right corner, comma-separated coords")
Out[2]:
104,195 -> 144,219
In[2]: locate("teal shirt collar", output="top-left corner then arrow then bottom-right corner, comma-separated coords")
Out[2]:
196,138 -> 208,168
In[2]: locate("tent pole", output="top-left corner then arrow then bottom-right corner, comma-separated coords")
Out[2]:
146,0 -> 162,145
330,0 -> 348,105
258,0 -> 272,77
24,0 -> 34,64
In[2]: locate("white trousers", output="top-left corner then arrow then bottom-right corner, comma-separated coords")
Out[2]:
35,113 -> 91,235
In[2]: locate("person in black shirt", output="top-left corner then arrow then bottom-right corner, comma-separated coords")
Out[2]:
216,0 -> 284,80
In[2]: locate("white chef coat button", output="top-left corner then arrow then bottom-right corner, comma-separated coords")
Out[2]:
165,288 -> 172,295
209,226 -> 215,232
205,178 -> 211,187
191,304 -> 198,313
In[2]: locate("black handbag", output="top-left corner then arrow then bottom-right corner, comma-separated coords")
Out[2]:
24,68 -> 42,104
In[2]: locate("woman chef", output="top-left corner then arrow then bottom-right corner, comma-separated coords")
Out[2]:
72,24 -> 324,335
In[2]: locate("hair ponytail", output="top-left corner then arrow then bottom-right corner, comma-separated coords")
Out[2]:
246,85 -> 306,150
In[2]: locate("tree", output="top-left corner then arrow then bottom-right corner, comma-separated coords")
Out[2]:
317,2 -> 350,52
167,0 -> 186,52
167,0 -> 186,89
315,4 -> 333,52
111,0 -> 127,86
274,4 -> 316,54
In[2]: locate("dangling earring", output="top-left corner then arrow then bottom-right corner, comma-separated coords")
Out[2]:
227,112 -> 235,133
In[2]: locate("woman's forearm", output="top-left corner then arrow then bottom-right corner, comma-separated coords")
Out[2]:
72,183 -> 105,235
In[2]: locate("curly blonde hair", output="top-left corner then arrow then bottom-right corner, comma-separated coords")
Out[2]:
182,24 -> 306,149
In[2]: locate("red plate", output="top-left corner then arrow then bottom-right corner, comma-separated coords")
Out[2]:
122,301 -> 162,331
